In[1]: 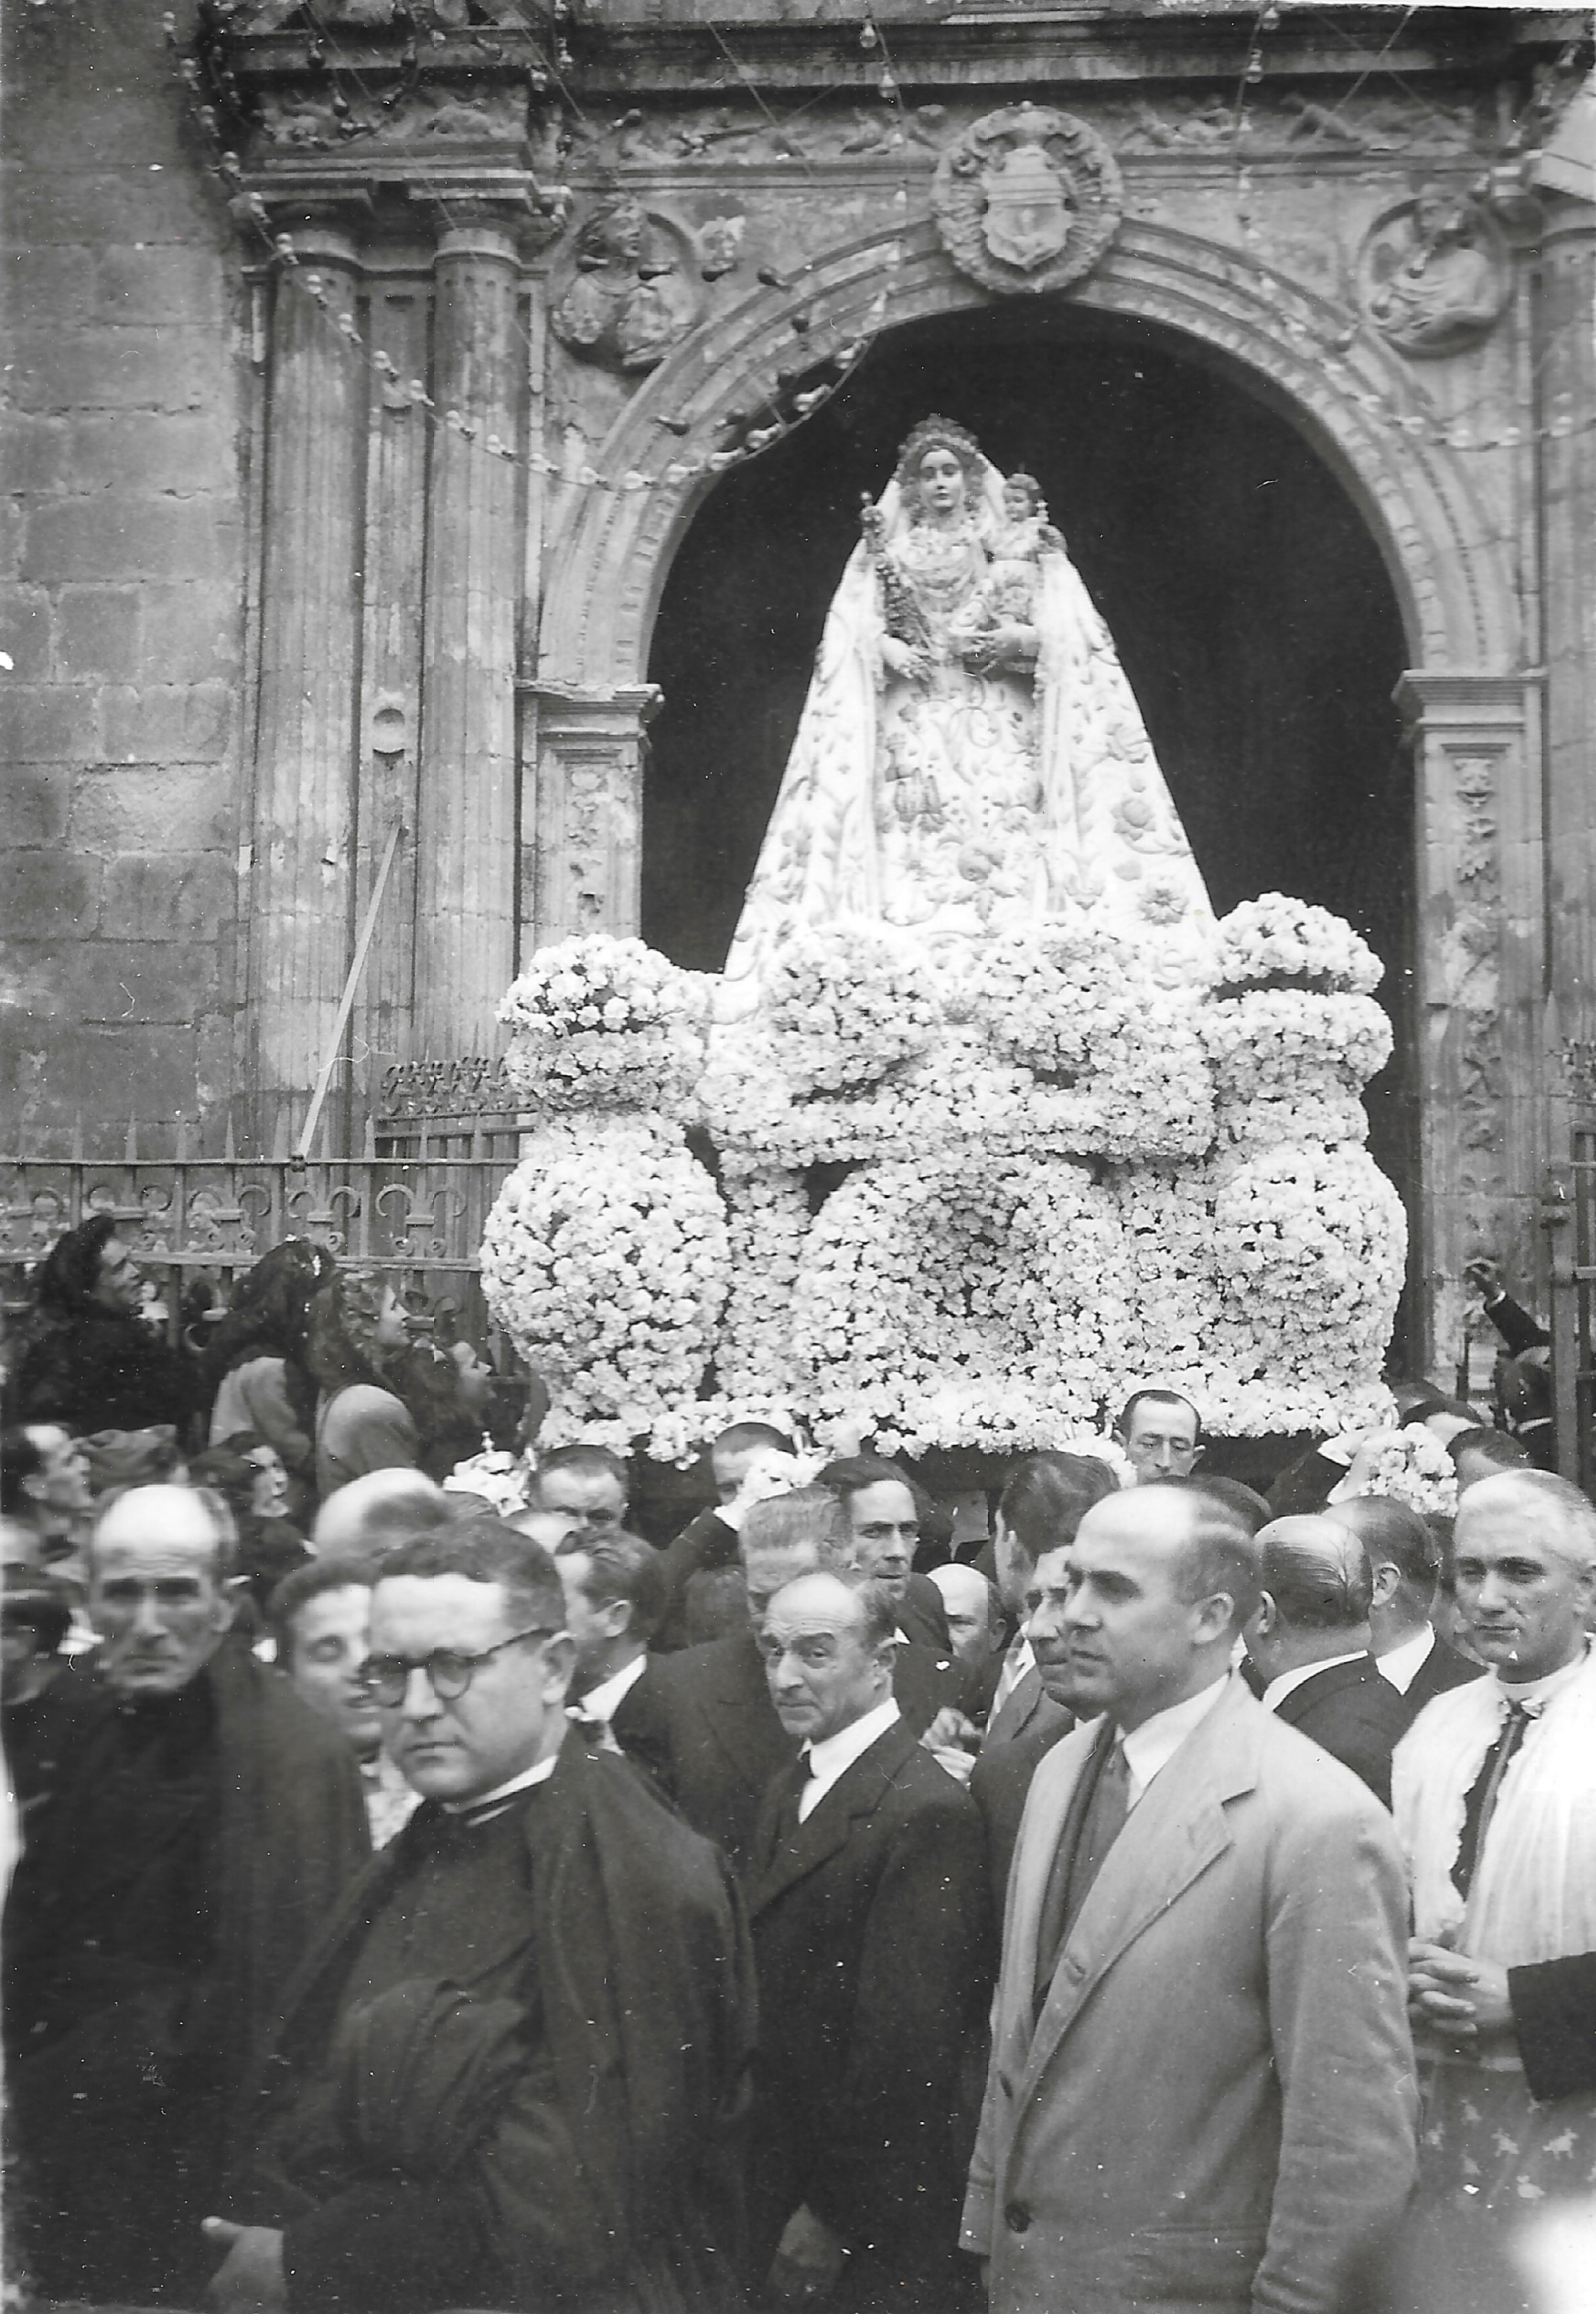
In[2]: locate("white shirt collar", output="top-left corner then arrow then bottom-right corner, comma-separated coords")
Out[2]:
1497,1640 -> 1592,1711
1375,1626 -> 1436,1694
1261,1649 -> 1369,1714
799,1696 -> 901,1823
573,1651 -> 648,1725
441,1741 -> 562,1816
992,1631 -> 1035,1714
1118,1673 -> 1230,1807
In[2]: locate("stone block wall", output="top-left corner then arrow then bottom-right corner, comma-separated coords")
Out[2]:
1,0 -> 244,1152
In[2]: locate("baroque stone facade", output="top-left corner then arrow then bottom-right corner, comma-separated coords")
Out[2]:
2,0 -> 1592,1375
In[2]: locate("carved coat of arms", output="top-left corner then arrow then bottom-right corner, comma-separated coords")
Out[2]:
933,105 -> 1122,298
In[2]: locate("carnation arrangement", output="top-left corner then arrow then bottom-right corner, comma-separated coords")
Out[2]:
498,934 -> 707,1114
478,894 -> 1407,1459
1347,1424 -> 1460,1518
480,1113 -> 730,1449
1214,893 -> 1384,995
761,921 -> 942,1094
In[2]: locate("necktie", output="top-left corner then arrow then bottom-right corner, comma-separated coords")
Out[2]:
1452,1700 -> 1534,1900
1033,1731 -> 1130,2015
770,1751 -> 816,1854
566,1703 -> 622,1755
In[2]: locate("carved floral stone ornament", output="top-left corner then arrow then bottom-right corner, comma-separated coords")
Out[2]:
931,105 -> 1123,298
551,198 -> 702,373
1357,185 -> 1511,359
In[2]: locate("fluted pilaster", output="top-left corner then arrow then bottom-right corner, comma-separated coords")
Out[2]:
414,216 -> 523,1052
245,225 -> 364,1139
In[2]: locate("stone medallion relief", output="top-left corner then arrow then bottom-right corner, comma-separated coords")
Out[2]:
1357,186 -> 1511,357
551,198 -> 702,372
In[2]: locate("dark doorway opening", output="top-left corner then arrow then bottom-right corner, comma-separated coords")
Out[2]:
645,302 -> 1418,1356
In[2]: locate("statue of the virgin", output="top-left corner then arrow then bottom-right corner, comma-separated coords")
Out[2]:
719,415 -> 1212,1010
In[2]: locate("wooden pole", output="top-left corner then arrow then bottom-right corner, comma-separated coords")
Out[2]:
297,823 -> 406,1162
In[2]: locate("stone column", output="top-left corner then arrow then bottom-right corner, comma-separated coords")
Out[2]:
522,683 -> 662,945
414,211 -> 523,1053
244,222 -> 364,1144
1396,671 -> 1542,1375
1540,200 -> 1596,1051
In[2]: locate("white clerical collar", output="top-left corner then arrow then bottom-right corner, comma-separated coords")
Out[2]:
1262,1649 -> 1368,1714
441,1742 -> 562,1816
1119,1673 -> 1230,1807
574,1652 -> 648,1726
1375,1626 -> 1436,1694
1497,1640 -> 1592,1710
799,1697 -> 901,1821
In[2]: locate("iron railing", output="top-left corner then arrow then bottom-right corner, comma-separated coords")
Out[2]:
0,1109 -> 525,1352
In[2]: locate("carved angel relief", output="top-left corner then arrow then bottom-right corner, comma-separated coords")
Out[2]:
932,105 -> 1122,298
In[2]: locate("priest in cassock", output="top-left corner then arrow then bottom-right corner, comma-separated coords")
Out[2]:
210,1517 -> 755,2314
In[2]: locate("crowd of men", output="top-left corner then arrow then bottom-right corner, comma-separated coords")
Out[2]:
3,1229 -> 1594,2314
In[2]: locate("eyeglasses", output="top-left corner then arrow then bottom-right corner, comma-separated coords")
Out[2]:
360,1627 -> 560,1708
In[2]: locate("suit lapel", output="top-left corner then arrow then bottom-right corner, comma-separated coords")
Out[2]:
747,1721 -> 917,1919
1017,1683 -> 1261,2095
699,1635 -> 792,1782
987,1664 -> 1043,1748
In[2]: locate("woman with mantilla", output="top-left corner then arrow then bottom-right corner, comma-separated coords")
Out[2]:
720,416 -> 1212,1011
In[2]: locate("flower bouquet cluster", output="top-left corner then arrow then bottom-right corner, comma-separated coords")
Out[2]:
959,926 -> 1138,1080
1214,894 -> 1384,996
1210,1143 -> 1407,1424
479,1112 -> 730,1443
791,1153 -> 1134,1454
761,921 -> 942,1094
1346,1424 -> 1460,1518
498,935 -> 707,1113
1201,990 -> 1391,1153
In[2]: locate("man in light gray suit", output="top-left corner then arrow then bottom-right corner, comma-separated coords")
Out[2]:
964,1483 -> 1416,2314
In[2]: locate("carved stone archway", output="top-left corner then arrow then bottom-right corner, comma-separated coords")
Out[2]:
525,217 -> 1536,1373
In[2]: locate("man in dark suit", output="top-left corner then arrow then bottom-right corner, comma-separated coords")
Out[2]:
648,1488 -> 965,1879
207,1517 -> 754,2314
1244,1515 -> 1411,1807
553,1524 -> 674,1791
4,1486 -> 369,2306
1325,1493 -> 1484,1721
746,1567 -> 990,2313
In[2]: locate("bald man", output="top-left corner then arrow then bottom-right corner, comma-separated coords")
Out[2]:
746,1569 -> 990,2313
965,1484 -> 1416,2314
4,1486 -> 369,2306
1244,1515 -> 1411,1808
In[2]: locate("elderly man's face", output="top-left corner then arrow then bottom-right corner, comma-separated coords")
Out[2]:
90,1492 -> 232,1697
1453,1492 -> 1594,1683
760,1574 -> 890,1745
288,1583 -> 382,1755
370,1572 -> 573,1805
